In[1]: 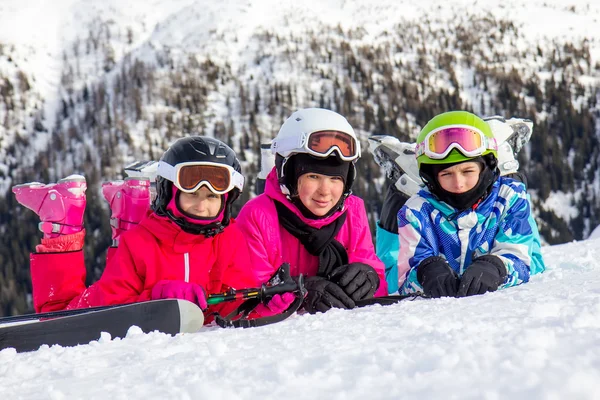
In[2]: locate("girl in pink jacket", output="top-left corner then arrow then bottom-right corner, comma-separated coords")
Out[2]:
13,137 -> 293,323
238,108 -> 387,314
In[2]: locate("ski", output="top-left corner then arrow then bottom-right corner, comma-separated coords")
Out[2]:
367,135 -> 423,197
123,160 -> 158,180
0,299 -> 204,353
0,263 -> 306,353
211,262 -> 307,328
484,116 -> 533,175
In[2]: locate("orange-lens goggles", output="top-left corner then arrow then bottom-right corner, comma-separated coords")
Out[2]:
178,164 -> 231,192
307,130 -> 357,159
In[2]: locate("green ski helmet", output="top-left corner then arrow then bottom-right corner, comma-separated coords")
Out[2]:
416,111 -> 498,169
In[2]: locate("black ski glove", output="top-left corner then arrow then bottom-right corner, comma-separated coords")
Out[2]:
416,256 -> 459,298
303,276 -> 356,314
329,262 -> 380,301
457,255 -> 507,297
378,184 -> 411,233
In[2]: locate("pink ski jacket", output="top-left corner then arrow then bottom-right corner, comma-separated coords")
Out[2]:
237,170 -> 387,296
30,212 -> 259,322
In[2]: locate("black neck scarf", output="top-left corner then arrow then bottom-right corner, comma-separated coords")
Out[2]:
274,201 -> 348,278
420,155 -> 499,212
433,166 -> 497,211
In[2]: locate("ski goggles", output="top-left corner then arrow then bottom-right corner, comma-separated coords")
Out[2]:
416,125 -> 497,159
157,161 -> 244,194
273,130 -> 360,161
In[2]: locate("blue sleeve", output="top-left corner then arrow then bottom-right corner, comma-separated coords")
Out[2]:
397,199 -> 439,294
376,223 -> 399,294
492,184 -> 546,288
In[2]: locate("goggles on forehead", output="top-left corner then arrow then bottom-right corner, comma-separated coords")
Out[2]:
157,161 -> 244,195
416,125 -> 498,160
273,130 -> 360,161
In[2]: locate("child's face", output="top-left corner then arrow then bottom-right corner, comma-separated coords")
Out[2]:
178,186 -> 222,217
436,161 -> 482,194
297,173 -> 344,217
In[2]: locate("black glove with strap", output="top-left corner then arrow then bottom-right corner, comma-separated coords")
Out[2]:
416,256 -> 459,298
378,184 -> 411,233
329,262 -> 380,301
457,255 -> 507,297
303,276 -> 356,314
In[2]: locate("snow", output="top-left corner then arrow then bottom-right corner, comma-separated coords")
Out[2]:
543,190 -> 580,221
2,238 -> 600,399
589,225 -> 600,240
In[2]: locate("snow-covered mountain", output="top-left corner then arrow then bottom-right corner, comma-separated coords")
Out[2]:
0,0 -> 599,312
1,2 -> 600,396
1,237 -> 600,399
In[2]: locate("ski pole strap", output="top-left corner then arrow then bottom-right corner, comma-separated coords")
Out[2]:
237,293 -> 305,328
214,273 -> 307,329
214,290 -> 305,329
354,293 -> 426,307
213,298 -> 260,328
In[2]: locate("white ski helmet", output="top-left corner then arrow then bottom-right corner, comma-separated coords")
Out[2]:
271,108 -> 361,196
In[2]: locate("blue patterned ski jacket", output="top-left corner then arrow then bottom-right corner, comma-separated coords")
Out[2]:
397,177 -> 545,294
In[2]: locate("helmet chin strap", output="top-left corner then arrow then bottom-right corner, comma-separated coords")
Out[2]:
160,184 -> 238,237
165,210 -> 225,237
280,183 -> 292,198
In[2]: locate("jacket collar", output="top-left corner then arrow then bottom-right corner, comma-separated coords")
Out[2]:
421,179 -> 501,220
140,212 -> 211,252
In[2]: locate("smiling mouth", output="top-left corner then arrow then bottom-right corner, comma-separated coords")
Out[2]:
313,199 -> 330,207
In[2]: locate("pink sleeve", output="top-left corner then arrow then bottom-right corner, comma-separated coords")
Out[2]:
347,200 -> 388,297
236,198 -> 279,284
75,236 -> 149,308
29,241 -> 147,312
30,250 -> 88,313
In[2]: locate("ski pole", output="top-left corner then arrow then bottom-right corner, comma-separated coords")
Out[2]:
0,264 -> 303,325
206,276 -> 303,305
207,263 -> 303,306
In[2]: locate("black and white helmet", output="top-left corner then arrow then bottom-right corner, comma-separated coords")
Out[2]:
152,136 -> 244,236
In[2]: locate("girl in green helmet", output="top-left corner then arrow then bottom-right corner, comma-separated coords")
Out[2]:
397,111 -> 545,297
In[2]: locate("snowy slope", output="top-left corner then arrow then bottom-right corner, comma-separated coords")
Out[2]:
1,238 -> 600,400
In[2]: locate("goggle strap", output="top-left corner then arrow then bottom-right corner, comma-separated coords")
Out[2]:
231,170 -> 245,191
157,161 -> 178,184
271,134 -> 305,154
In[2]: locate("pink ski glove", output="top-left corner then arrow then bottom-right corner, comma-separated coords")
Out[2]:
254,292 -> 296,317
151,280 -> 208,310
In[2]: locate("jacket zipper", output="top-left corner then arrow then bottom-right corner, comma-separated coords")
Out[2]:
184,252 -> 190,283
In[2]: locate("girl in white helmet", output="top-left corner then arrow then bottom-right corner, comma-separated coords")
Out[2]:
238,108 -> 387,313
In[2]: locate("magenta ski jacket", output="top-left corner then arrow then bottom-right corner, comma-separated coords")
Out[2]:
30,213 -> 260,323
237,169 -> 387,296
